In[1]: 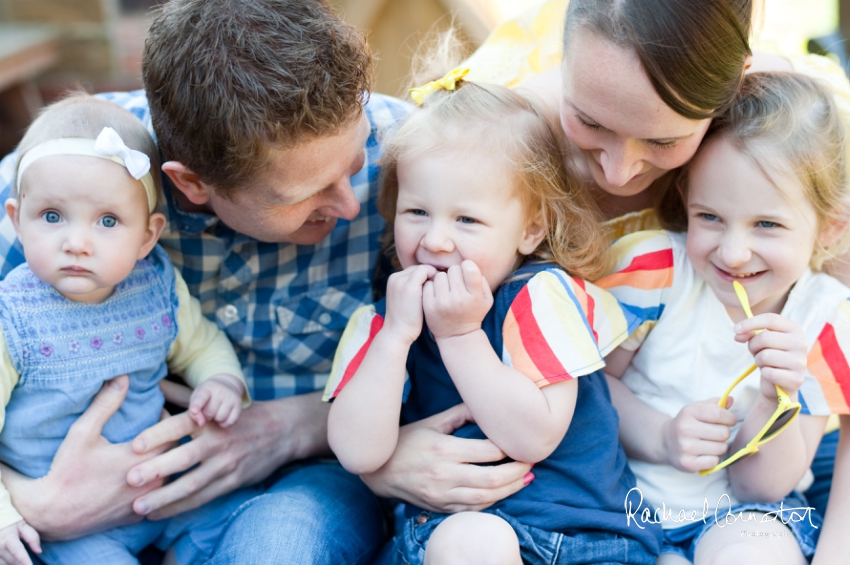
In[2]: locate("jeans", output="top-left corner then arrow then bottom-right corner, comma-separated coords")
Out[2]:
36,485 -> 258,565
806,429 -> 839,515
31,460 -> 388,565
204,459 -> 389,565
383,508 -> 656,565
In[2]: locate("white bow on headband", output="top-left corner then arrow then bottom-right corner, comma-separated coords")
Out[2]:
93,127 -> 151,180
15,127 -> 159,213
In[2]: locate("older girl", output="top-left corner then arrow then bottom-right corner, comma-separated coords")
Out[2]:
600,73 -> 850,564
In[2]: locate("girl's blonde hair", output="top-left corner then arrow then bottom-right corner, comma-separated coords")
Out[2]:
684,72 -> 850,271
378,32 -> 607,281
15,92 -> 162,209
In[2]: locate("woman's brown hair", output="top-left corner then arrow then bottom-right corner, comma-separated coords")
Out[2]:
564,0 -> 753,120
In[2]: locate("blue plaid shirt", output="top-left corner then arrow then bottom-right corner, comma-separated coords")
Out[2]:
0,90 -> 411,400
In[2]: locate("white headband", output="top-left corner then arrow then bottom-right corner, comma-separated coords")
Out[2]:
16,127 -> 158,213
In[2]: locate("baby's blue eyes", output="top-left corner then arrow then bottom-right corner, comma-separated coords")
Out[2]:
459,216 -> 476,224
757,220 -> 778,229
39,212 -> 119,227
701,213 -> 718,222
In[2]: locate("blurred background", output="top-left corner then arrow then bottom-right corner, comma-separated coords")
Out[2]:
0,0 -> 845,156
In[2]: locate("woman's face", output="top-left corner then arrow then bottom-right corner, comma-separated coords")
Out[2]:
560,27 -> 711,197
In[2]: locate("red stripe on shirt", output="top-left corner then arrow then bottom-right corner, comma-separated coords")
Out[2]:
332,314 -> 384,399
817,323 -> 850,408
619,249 -> 674,273
511,286 -> 570,382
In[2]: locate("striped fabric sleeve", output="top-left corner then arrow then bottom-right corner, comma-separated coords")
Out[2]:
595,230 -> 675,351
805,299 -> 850,415
501,269 -> 631,387
322,305 -> 383,402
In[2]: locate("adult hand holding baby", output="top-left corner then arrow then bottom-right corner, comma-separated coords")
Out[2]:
359,403 -> 531,513
0,376 -> 167,541
128,386 -> 316,521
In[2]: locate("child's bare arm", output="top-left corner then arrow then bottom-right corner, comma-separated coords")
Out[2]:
811,415 -> 850,565
0,520 -> 41,565
425,262 -> 575,463
728,313 -> 827,501
437,330 -> 577,463
606,346 -> 738,472
188,374 -> 245,428
328,265 -> 436,475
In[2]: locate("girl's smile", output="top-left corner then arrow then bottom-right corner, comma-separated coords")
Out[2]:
393,148 -> 544,293
685,135 -> 825,321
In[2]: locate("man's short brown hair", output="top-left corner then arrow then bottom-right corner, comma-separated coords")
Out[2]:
142,0 -> 372,195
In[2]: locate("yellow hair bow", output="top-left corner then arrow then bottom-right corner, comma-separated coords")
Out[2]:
409,67 -> 470,106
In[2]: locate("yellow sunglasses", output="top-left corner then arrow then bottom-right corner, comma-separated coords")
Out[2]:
699,281 -> 802,476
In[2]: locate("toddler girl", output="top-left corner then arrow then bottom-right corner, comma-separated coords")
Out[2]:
599,72 -> 850,564
324,67 -> 661,564
0,94 -> 251,564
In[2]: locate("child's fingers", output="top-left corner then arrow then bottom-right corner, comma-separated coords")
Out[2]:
431,271 -> 450,298
203,395 -> 223,422
446,264 -> 465,294
5,539 -> 32,565
213,399 -> 236,425
188,389 -> 210,427
758,366 -> 805,391
459,260 -> 482,292
744,324 -> 806,346
481,275 -> 492,303
666,432 -> 730,473
690,400 -> 738,428
189,387 -> 211,414
17,525 -> 39,555
734,313 -> 800,335
422,280 -> 435,311
221,404 -> 242,427
690,454 -> 725,473
735,328 -> 806,350
753,348 -> 806,373
665,402 -> 735,472
414,264 -> 437,282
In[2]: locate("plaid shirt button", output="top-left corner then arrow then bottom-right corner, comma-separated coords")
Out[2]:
223,305 -> 239,322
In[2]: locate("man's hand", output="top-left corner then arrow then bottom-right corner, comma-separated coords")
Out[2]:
128,385 -> 328,520
661,397 -> 737,473
360,404 -> 531,513
3,377 -> 167,541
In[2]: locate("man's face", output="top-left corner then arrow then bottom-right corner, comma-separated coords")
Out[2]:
205,114 -> 370,245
